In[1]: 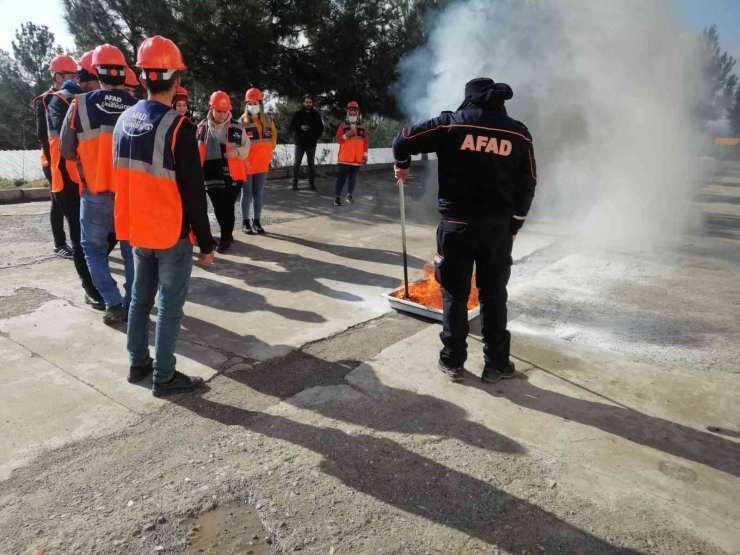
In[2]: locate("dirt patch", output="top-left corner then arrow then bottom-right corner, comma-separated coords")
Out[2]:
184,501 -> 268,554
0,287 -> 56,320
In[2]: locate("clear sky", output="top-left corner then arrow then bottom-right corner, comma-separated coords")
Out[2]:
0,0 -> 738,58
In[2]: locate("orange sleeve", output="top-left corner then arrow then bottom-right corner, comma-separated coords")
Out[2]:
336,124 -> 346,144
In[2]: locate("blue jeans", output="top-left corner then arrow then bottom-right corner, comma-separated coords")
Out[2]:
127,238 -> 193,383
335,164 -> 359,197
241,172 -> 267,220
80,188 -> 133,307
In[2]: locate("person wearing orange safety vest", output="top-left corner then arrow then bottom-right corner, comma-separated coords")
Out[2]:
32,55 -> 76,259
124,67 -> 139,98
113,35 -> 214,395
333,101 -> 368,206
59,44 -> 137,325
45,51 -> 104,309
173,86 -> 192,122
196,91 -> 250,253
238,88 -> 276,235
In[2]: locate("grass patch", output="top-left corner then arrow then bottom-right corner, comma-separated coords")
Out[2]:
0,179 -> 48,190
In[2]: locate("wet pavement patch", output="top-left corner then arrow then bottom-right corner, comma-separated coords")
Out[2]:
0,287 -> 56,320
184,501 -> 270,554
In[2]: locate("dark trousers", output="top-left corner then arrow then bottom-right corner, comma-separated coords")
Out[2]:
207,184 -> 242,243
44,166 -> 67,248
52,179 -> 99,298
435,219 -> 513,368
335,164 -> 359,197
293,145 -> 316,185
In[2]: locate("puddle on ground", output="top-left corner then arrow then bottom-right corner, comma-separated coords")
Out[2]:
185,501 -> 270,554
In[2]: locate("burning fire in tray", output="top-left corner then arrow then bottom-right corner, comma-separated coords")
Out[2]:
391,263 -> 480,310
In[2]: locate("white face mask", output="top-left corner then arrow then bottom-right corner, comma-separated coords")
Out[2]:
248,105 -> 261,116
348,115 -> 358,123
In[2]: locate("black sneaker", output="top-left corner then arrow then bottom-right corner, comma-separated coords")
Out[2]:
333,197 -> 341,206
128,360 -> 153,383
85,293 -> 105,311
216,239 -> 232,253
438,359 -> 465,382
346,195 -> 355,204
152,371 -> 204,397
291,182 -> 298,191
242,220 -> 255,235
103,304 -> 128,325
481,361 -> 516,383
54,244 -> 74,260
308,183 -> 316,191
252,219 -> 265,234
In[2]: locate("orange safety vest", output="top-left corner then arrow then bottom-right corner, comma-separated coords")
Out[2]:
45,90 -> 81,193
40,151 -> 49,168
71,89 -> 137,195
196,118 -> 247,182
113,100 -> 188,249
241,115 -> 275,175
337,121 -> 368,166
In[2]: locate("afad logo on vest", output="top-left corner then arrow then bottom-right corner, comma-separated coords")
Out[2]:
460,134 -> 512,156
95,95 -> 132,114
122,111 -> 155,137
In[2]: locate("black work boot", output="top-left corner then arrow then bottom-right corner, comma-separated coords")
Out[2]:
252,219 -> 265,234
242,220 -> 255,235
308,181 -> 316,191
84,290 -> 105,311
438,359 -> 465,382
481,360 -> 516,383
103,303 -> 128,325
216,239 -> 232,253
128,359 -> 153,384
152,371 -> 204,397
291,181 -> 298,191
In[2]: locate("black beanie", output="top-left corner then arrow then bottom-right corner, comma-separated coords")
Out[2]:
464,77 -> 495,99
77,68 -> 98,83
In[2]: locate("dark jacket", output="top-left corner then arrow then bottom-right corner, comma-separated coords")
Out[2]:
392,105 -> 537,224
289,108 -> 324,147
32,87 -> 55,164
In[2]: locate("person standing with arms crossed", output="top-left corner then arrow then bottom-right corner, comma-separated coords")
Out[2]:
392,78 -> 538,383
289,94 -> 323,191
113,36 -> 215,395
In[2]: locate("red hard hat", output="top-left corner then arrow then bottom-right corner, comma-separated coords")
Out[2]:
49,55 -> 76,74
92,44 -> 127,68
176,86 -> 190,102
346,101 -> 360,110
245,88 -> 263,102
209,91 -> 232,111
77,51 -> 97,76
124,67 -> 138,87
136,36 -> 187,71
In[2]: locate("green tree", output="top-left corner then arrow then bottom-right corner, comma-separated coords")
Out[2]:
728,86 -> 740,136
697,25 -> 738,125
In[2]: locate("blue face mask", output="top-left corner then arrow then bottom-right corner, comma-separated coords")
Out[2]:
62,79 -> 82,94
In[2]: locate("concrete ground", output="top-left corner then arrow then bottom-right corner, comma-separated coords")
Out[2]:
0,162 -> 738,555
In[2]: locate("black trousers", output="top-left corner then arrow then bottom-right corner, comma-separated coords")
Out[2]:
435,219 -> 513,368
52,178 -> 99,298
44,166 -> 67,248
293,145 -> 316,185
335,164 -> 359,197
207,184 -> 242,243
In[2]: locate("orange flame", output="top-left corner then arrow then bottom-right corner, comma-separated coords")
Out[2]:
391,263 -> 480,310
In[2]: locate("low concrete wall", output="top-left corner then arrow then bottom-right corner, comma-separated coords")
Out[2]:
0,187 -> 50,204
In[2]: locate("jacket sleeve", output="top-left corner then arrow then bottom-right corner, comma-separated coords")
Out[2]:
59,99 -> 79,162
233,123 -> 250,160
270,118 -> 278,149
174,121 -> 214,254
315,113 -> 324,142
392,114 -> 449,169
34,96 -> 51,162
363,126 -> 369,154
336,124 -> 347,144
513,134 -> 537,221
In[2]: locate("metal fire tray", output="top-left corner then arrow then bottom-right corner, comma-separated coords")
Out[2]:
382,285 -> 481,322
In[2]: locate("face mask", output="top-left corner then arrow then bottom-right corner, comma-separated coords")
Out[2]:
248,105 -> 261,116
348,115 -> 358,123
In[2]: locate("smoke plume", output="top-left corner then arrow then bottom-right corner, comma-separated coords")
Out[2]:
397,0 -> 705,248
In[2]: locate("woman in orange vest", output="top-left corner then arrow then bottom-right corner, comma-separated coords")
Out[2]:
173,86 -> 192,121
238,88 -> 276,234
334,101 -> 368,206
196,91 -> 250,252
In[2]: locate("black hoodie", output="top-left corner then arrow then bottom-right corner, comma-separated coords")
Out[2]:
289,107 -> 325,147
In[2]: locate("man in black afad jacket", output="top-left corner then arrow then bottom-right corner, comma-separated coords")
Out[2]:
289,94 -> 324,190
392,77 -> 537,384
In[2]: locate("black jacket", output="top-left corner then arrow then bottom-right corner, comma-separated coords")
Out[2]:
392,105 -> 537,224
289,108 -> 324,147
32,88 -> 54,164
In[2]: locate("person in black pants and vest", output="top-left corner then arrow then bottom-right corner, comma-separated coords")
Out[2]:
196,91 -> 250,253
289,94 -> 324,190
392,78 -> 538,384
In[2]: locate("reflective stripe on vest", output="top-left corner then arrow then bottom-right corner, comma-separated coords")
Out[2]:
113,101 -> 186,249
338,122 -> 367,166
46,90 -> 81,193
196,119 -> 247,182
74,90 -> 137,195
242,116 -> 274,175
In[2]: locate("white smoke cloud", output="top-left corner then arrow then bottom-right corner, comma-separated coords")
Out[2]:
397,0 -> 705,249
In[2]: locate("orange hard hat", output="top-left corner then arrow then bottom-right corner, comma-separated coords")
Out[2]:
175,86 -> 190,101
124,67 -> 138,87
245,88 -> 263,102
77,51 -> 97,76
49,55 -> 76,74
136,36 -> 187,71
346,101 -> 360,110
92,44 -> 127,68
209,91 -> 232,111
